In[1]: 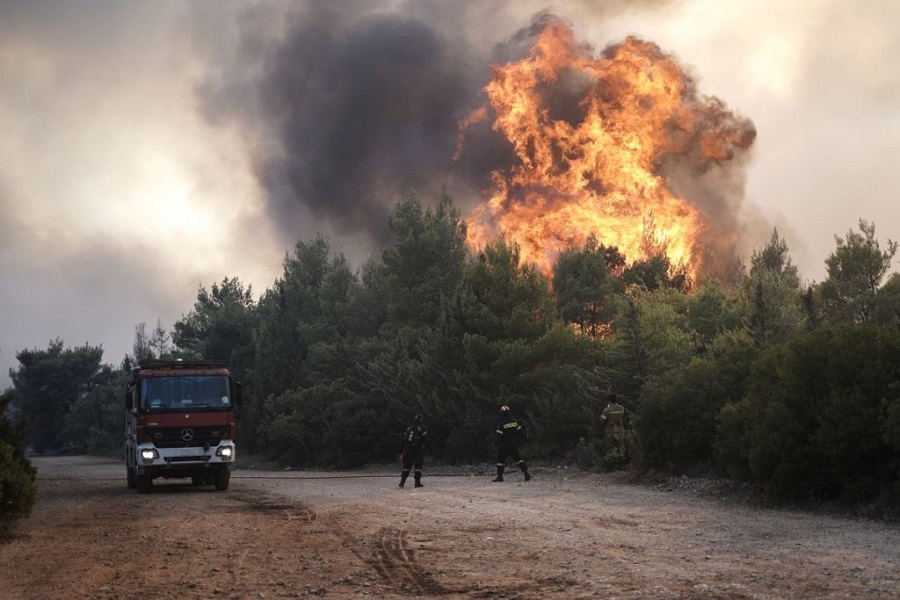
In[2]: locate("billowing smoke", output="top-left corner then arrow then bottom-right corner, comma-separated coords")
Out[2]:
193,2 -> 489,251
191,2 -> 682,251
192,1 -> 757,277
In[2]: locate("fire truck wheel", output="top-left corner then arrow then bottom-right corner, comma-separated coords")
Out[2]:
127,466 -> 137,489
214,467 -> 230,491
136,472 -> 152,494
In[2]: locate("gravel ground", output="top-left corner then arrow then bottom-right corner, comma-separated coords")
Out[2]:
1,455 -> 898,599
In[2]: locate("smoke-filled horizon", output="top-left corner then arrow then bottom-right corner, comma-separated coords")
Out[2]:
193,1 -> 710,256
195,2 -> 768,286
2,0 -> 899,387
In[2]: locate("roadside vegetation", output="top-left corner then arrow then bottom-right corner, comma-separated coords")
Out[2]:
0,390 -> 36,540
4,192 -> 899,538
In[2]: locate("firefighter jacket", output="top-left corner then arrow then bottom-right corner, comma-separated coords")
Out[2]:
495,413 -> 525,447
399,424 -> 429,454
601,402 -> 625,425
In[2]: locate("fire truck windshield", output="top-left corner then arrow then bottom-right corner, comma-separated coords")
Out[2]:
140,376 -> 232,411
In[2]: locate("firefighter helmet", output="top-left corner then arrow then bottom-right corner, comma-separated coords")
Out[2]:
500,405 -> 510,413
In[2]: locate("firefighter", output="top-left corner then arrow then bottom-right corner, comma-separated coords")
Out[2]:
600,394 -> 626,458
398,414 -> 429,488
493,405 -> 531,482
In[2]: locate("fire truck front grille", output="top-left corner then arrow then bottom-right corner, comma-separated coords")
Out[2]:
148,426 -> 225,448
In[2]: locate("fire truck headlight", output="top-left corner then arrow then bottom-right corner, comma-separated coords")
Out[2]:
140,448 -> 159,463
216,445 -> 234,459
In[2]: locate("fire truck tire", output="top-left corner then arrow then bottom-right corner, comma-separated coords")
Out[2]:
127,466 -> 137,489
214,467 -> 230,491
136,472 -> 152,494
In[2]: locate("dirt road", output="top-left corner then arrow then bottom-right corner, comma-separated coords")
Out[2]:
1,456 -> 898,599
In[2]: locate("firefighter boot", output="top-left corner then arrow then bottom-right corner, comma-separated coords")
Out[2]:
399,470 -> 409,488
492,465 -> 505,482
414,471 -> 423,488
519,461 -> 532,482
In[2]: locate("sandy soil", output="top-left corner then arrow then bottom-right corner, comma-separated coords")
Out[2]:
1,455 -> 898,599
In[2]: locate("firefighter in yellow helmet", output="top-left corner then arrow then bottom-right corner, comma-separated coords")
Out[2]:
492,405 -> 532,482
600,394 -> 626,459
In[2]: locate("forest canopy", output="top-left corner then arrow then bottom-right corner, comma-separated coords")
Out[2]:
6,194 -> 900,510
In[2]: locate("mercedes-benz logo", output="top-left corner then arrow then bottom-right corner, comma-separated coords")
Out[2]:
180,428 -> 194,442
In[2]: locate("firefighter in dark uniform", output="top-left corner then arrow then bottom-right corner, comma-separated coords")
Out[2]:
493,405 -> 532,482
600,394 -> 626,458
398,414 -> 429,488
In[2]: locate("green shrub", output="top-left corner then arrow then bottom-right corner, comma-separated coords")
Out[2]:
719,325 -> 900,503
635,358 -> 729,470
0,391 -> 36,541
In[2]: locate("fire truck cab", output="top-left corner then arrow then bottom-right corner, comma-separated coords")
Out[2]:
124,359 -> 240,493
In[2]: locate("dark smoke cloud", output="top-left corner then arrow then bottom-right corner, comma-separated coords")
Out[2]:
263,14 -> 472,242
194,2 -> 483,251
191,1 -> 674,254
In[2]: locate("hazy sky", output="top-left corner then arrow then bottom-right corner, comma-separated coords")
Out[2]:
2,0 -> 898,388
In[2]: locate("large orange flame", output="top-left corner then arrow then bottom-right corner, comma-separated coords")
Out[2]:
463,17 -> 755,281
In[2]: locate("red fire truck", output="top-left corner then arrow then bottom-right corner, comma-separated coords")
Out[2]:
124,359 -> 240,493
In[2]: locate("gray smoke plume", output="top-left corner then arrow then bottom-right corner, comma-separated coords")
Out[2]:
190,1 -> 676,255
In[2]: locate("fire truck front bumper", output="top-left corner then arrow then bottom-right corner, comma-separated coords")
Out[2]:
137,443 -> 236,467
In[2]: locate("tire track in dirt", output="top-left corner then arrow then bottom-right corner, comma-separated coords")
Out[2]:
245,480 -> 457,596
222,488 -> 330,594
370,526 -> 449,596
229,489 -> 451,596
230,488 -> 322,523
